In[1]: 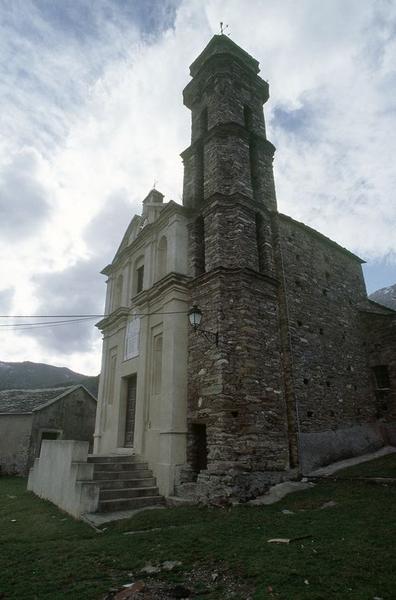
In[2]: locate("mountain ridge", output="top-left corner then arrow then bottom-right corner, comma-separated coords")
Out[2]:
369,283 -> 396,311
0,360 -> 99,397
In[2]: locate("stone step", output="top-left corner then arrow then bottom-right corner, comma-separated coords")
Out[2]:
93,469 -> 153,481
92,462 -> 149,472
99,486 -> 159,500
88,455 -> 138,463
94,477 -> 156,489
97,495 -> 164,513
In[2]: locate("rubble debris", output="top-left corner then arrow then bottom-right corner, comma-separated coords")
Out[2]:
140,563 -> 161,575
162,561 -> 182,571
320,500 -> 337,509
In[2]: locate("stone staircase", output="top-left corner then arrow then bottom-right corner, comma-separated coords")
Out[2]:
86,454 -> 164,513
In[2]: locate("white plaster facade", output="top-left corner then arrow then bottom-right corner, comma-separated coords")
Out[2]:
94,189 -> 191,496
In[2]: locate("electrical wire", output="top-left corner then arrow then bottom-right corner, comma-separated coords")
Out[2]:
0,317 -> 96,328
0,311 -> 189,319
0,310 -> 190,331
0,315 -> 104,318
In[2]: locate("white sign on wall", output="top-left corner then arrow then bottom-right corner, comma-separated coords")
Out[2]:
124,315 -> 140,360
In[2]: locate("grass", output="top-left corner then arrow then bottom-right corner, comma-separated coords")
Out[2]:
334,452 -> 396,479
0,470 -> 396,600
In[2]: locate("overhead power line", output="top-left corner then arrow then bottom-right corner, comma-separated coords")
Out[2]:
0,317 -> 96,328
0,315 -> 104,318
0,310 -> 191,331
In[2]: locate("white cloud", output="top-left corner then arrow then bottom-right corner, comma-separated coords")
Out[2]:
0,0 -> 395,373
0,148 -> 52,240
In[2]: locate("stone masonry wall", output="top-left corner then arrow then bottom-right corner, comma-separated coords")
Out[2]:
279,215 -> 373,430
204,129 -> 252,199
28,387 -> 96,473
202,196 -> 259,272
362,310 -> 396,443
182,51 -> 273,214
0,414 -> 32,475
278,215 -> 381,470
184,267 -> 290,501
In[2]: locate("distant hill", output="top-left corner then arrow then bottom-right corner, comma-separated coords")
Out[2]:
369,283 -> 396,311
0,361 -> 99,397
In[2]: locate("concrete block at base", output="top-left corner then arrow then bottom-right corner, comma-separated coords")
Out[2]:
27,440 -> 100,518
299,423 -> 384,474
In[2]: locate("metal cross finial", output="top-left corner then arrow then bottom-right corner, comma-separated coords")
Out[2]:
153,179 -> 157,190
220,22 -> 229,36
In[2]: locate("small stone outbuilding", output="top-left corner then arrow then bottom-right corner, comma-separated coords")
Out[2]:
0,385 -> 97,475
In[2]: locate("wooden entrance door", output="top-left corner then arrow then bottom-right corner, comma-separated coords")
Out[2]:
124,376 -> 137,447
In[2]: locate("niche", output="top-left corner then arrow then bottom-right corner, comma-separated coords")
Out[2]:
245,105 -> 259,199
156,236 -> 167,280
372,365 -> 391,390
194,216 -> 205,276
113,273 -> 123,309
255,212 -> 266,272
244,105 -> 253,131
200,107 -> 208,135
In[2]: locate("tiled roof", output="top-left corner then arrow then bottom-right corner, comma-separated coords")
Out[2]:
0,386 -> 77,414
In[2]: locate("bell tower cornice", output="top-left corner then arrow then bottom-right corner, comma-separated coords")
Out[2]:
189,34 -> 260,77
183,35 -> 269,110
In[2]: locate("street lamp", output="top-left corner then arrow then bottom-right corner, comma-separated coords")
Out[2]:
188,304 -> 219,346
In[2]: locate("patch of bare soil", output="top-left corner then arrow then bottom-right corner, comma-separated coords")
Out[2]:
102,562 -> 254,599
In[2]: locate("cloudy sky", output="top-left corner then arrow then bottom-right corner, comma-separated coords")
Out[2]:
1,0 -> 395,375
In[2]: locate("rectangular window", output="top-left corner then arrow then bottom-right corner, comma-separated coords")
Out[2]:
136,265 -> 144,293
372,365 -> 391,390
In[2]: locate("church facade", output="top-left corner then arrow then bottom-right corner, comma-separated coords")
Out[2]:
94,35 -> 396,502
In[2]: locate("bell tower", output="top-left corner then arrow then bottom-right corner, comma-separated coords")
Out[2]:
182,34 -> 276,212
181,35 -> 295,501
182,34 -> 277,276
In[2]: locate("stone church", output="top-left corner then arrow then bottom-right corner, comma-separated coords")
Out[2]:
93,34 -> 396,503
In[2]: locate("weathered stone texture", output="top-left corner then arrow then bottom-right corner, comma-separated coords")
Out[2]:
362,309 -> 396,442
0,414 -> 32,475
202,196 -> 259,272
0,386 -> 96,475
28,386 -> 96,471
182,39 -> 274,214
204,130 -> 252,199
278,215 -> 375,436
177,34 -> 396,500
183,267 -> 290,499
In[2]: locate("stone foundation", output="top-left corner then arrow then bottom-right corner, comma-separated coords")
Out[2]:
298,423 -> 385,474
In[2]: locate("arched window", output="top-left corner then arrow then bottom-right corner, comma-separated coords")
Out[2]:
133,256 -> 144,295
157,236 -> 168,280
